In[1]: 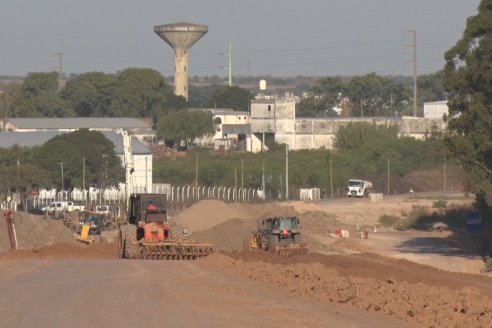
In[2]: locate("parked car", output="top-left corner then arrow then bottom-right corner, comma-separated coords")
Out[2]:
41,201 -> 85,214
95,205 -> 112,215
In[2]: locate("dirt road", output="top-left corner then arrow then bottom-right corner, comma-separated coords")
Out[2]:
0,259 -> 406,328
1,194 -> 490,327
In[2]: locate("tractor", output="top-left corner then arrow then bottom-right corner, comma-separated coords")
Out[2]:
247,216 -> 309,255
118,193 -> 213,259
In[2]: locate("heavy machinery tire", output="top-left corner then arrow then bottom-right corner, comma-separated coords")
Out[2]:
118,224 -> 137,259
293,233 -> 303,245
268,235 -> 279,253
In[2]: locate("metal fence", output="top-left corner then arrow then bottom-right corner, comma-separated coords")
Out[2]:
6,185 -> 264,214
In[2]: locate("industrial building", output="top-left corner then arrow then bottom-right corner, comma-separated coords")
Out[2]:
248,94 -> 447,152
0,118 -> 153,192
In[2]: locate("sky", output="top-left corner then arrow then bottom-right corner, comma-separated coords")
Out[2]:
0,0 -> 481,78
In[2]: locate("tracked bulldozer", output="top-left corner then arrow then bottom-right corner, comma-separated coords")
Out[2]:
118,193 -> 213,259
246,216 -> 309,255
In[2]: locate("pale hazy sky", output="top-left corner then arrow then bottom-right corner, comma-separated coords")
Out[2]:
0,0 -> 481,77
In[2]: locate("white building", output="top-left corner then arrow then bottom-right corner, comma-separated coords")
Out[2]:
423,100 -> 449,119
250,94 -> 447,151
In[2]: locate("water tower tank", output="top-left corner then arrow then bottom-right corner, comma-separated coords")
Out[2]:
154,22 -> 208,101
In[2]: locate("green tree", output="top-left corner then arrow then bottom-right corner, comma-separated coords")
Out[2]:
60,72 -> 116,116
61,68 -> 184,119
108,68 -> 170,118
346,73 -> 410,117
0,145 -> 50,197
156,109 -> 215,147
443,0 -> 492,209
418,71 -> 448,103
32,129 -> 124,189
207,86 -> 253,111
189,84 -> 222,108
9,72 -> 74,117
0,83 -> 21,129
334,122 -> 398,151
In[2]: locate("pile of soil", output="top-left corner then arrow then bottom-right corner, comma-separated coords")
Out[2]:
173,200 -> 251,233
173,200 -> 299,234
0,211 -> 74,254
189,218 -> 257,251
206,252 -> 492,327
0,242 -> 117,260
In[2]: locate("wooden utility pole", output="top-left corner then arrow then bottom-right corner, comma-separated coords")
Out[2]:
405,31 -> 417,117
387,158 -> 390,196
82,157 -> 86,191
329,159 -> 333,198
285,144 -> 289,200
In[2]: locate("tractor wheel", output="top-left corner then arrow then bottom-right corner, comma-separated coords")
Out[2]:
268,235 -> 279,253
293,233 -> 303,245
118,224 -> 137,259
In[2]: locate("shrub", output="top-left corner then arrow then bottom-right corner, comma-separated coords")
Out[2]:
432,199 -> 448,208
485,258 -> 492,272
379,215 -> 400,227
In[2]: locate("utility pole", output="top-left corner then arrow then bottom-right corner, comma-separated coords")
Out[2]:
405,30 -> 417,117
443,160 -> 446,192
227,40 -> 232,87
329,159 -> 333,198
285,144 -> 289,200
219,41 -> 232,87
241,158 -> 244,190
387,158 -> 390,196
51,52 -> 63,92
195,154 -> 198,190
82,157 -> 86,191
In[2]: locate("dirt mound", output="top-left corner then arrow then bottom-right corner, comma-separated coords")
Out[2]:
173,200 -> 251,233
206,252 -> 492,327
299,211 -> 353,235
190,218 -> 257,251
0,241 -> 117,260
283,201 -> 324,213
173,200 -> 300,233
0,211 -> 74,254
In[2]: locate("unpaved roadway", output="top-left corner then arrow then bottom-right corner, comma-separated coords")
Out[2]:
0,259 -> 406,328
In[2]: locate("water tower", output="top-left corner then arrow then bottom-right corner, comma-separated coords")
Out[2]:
154,22 -> 208,101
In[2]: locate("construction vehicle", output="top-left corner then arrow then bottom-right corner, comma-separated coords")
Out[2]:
75,224 -> 95,244
347,179 -> 373,198
118,193 -> 213,259
247,216 -> 309,255
116,130 -> 213,260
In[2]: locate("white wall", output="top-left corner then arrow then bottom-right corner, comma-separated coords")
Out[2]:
424,101 -> 448,119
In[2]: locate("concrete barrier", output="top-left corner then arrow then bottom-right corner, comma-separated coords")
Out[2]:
369,193 -> 383,202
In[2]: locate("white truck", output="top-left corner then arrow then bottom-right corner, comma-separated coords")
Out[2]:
347,179 -> 373,198
41,201 -> 85,214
